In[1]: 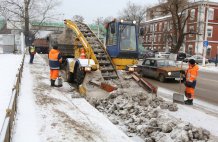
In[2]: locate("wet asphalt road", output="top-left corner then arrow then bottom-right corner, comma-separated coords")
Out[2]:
143,71 -> 218,106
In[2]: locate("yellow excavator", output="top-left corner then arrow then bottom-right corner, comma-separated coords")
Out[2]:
64,19 -> 118,85
63,19 -> 139,86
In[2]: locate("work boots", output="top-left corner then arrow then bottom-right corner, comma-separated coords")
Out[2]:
50,79 -> 62,87
184,99 -> 193,105
51,79 -> 57,87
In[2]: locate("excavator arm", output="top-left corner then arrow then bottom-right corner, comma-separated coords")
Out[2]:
64,19 -> 118,80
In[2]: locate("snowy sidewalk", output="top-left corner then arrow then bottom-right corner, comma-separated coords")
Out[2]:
12,54 -> 132,142
0,54 -> 22,130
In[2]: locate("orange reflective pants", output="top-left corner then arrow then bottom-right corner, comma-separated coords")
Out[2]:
50,69 -> 59,80
185,87 -> 195,99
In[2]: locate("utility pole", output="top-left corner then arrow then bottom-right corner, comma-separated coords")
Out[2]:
203,0 -> 209,66
216,46 -> 218,67
97,19 -> 100,39
151,24 -> 154,50
96,17 -> 102,39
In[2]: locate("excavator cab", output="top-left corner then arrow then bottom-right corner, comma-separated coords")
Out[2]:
106,20 -> 139,70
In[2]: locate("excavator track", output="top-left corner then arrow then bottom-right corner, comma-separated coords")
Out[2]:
73,21 -> 118,80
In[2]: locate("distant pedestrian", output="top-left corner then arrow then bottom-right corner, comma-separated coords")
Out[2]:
184,59 -> 199,105
48,43 -> 62,87
29,43 -> 36,64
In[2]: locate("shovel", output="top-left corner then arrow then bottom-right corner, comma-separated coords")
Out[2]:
173,61 -> 185,104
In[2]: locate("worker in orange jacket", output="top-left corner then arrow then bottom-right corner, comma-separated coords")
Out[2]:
184,59 -> 199,105
48,44 -> 62,87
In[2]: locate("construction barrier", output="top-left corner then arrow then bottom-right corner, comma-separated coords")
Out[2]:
0,53 -> 25,142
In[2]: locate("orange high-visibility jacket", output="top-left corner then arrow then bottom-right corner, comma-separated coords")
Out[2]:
186,64 -> 199,82
48,49 -> 62,70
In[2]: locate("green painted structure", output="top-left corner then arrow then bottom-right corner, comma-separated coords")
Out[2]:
0,18 -> 6,30
31,21 -> 65,28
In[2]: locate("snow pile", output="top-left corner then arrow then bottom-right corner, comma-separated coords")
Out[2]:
177,62 -> 218,73
198,65 -> 218,73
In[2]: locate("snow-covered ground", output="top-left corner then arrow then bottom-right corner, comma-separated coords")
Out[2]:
12,54 -> 132,142
198,65 -> 218,73
0,54 -> 22,130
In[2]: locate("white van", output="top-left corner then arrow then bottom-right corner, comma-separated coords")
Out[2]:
155,52 -> 170,59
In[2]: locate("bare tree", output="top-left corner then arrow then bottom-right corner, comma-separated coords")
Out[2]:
157,0 -> 197,53
119,1 -> 147,27
94,17 -> 103,25
0,0 -> 60,44
72,15 -> 84,22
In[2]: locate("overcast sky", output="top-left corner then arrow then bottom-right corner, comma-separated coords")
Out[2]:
56,0 -> 159,24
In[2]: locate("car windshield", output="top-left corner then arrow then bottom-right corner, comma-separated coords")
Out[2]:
157,60 -> 176,67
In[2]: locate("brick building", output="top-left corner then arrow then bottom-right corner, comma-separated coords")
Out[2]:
143,0 -> 218,58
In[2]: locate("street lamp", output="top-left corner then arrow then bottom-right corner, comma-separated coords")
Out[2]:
203,0 -> 209,67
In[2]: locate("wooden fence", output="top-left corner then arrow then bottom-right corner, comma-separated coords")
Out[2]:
0,53 -> 25,142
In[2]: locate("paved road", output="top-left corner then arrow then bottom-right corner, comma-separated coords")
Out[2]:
143,71 -> 218,106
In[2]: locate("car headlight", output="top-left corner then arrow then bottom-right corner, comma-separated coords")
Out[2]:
85,66 -> 91,72
168,72 -> 172,76
128,67 -> 135,72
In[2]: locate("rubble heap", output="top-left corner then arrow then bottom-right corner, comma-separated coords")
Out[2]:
87,76 -> 213,142
57,28 -> 75,45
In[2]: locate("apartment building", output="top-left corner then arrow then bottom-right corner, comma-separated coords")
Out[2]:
143,1 -> 218,58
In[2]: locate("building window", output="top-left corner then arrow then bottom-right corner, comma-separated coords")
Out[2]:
146,25 -> 149,32
155,23 -> 158,31
164,22 -> 167,31
145,35 -> 148,42
189,25 -> 194,37
169,21 -> 173,30
208,8 -> 214,20
159,22 -> 162,31
149,36 -> 152,42
158,34 -> 161,42
154,35 -> 156,42
188,45 -> 193,55
190,9 -> 195,20
206,45 -> 211,57
207,26 -> 213,37
150,24 -> 153,32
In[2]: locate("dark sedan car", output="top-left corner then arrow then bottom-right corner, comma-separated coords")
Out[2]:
208,57 -> 218,63
137,58 -> 184,82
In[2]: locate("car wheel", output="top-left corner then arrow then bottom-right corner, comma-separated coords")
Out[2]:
159,74 -> 165,82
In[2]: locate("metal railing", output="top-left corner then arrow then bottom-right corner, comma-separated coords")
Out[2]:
0,53 -> 25,142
